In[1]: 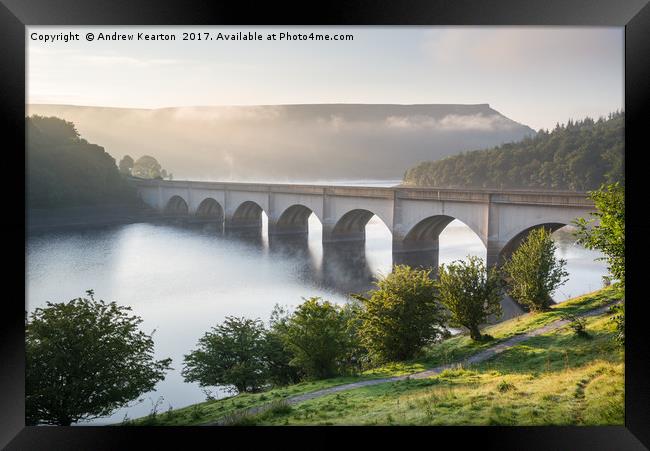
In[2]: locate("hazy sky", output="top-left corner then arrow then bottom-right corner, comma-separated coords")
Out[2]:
27,26 -> 623,130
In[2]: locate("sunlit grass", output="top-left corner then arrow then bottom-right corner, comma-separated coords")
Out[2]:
123,376 -> 363,426
364,285 -> 622,378
123,286 -> 623,426
254,310 -> 623,425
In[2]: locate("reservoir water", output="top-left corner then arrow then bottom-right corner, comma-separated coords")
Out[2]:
26,183 -> 609,425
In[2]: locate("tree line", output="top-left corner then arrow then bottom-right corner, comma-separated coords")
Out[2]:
27,115 -> 139,208
27,115 -> 172,208
403,111 -> 624,191
119,154 -> 173,180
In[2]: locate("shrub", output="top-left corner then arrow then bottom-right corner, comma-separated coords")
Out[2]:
573,182 -> 625,286
561,312 -> 589,338
26,290 -> 172,426
609,303 -> 624,345
279,297 -> 355,379
182,316 -> 269,394
265,305 -> 303,386
190,404 -> 203,421
354,265 -> 447,364
502,228 -> 569,311
436,256 -> 503,340
497,380 -> 516,393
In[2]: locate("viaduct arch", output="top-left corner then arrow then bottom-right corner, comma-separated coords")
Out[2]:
136,179 -> 595,270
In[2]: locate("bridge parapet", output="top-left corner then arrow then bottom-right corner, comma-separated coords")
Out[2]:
490,192 -> 594,207
324,186 -> 394,199
395,189 -> 491,203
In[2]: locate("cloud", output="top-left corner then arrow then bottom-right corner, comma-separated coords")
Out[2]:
170,106 -> 284,122
423,28 -> 622,71
385,113 -> 518,131
74,55 -> 180,68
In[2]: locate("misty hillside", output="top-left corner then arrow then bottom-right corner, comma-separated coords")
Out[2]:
27,104 -> 535,182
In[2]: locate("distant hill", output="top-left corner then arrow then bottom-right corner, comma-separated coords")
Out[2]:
403,111 -> 624,191
27,104 -> 535,181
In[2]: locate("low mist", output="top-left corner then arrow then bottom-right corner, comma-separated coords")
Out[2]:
27,103 -> 535,182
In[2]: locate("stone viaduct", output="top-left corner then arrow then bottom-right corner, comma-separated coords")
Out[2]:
134,179 -> 595,269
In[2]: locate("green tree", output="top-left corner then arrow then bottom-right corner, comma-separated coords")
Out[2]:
573,182 -> 625,285
26,115 -> 137,208
132,155 -> 163,179
119,155 -> 134,175
501,228 -> 569,311
609,303 -> 625,345
353,265 -> 447,364
279,297 -> 352,379
26,290 -> 172,426
436,256 -> 503,341
182,317 -> 268,394
339,298 -> 368,373
264,305 -> 302,386
403,111 -> 624,191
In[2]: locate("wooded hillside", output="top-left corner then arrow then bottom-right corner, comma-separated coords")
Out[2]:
403,112 -> 624,191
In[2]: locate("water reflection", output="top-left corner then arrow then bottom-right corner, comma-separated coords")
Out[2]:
267,235 -> 376,297
322,241 -> 375,296
268,234 -> 321,288
393,249 -> 439,271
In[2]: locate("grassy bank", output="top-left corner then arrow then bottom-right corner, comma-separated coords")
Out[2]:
123,376 -> 374,426
252,312 -> 623,425
363,286 -> 622,378
124,286 -> 623,426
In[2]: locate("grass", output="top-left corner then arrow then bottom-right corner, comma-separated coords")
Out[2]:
362,285 -> 622,378
123,286 -> 623,426
251,309 -> 623,425
124,376 -> 364,426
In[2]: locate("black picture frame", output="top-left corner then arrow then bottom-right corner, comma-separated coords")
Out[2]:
3,0 -> 649,448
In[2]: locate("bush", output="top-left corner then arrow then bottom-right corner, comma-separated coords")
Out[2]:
265,305 -> 303,386
339,298 -> 370,373
573,182 -> 625,286
182,317 -> 269,394
497,380 -> 516,393
561,312 -> 589,338
354,265 -> 447,364
265,399 -> 293,417
190,404 -> 203,421
279,297 -> 355,379
502,228 -> 569,311
26,290 -> 172,426
436,256 -> 503,341
609,303 -> 624,345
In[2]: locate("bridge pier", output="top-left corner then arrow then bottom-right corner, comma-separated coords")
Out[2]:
224,215 -> 262,235
392,236 -> 440,270
322,240 -> 374,294
322,226 -> 366,243
268,232 -> 311,258
268,219 -> 309,237
486,239 -> 502,269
